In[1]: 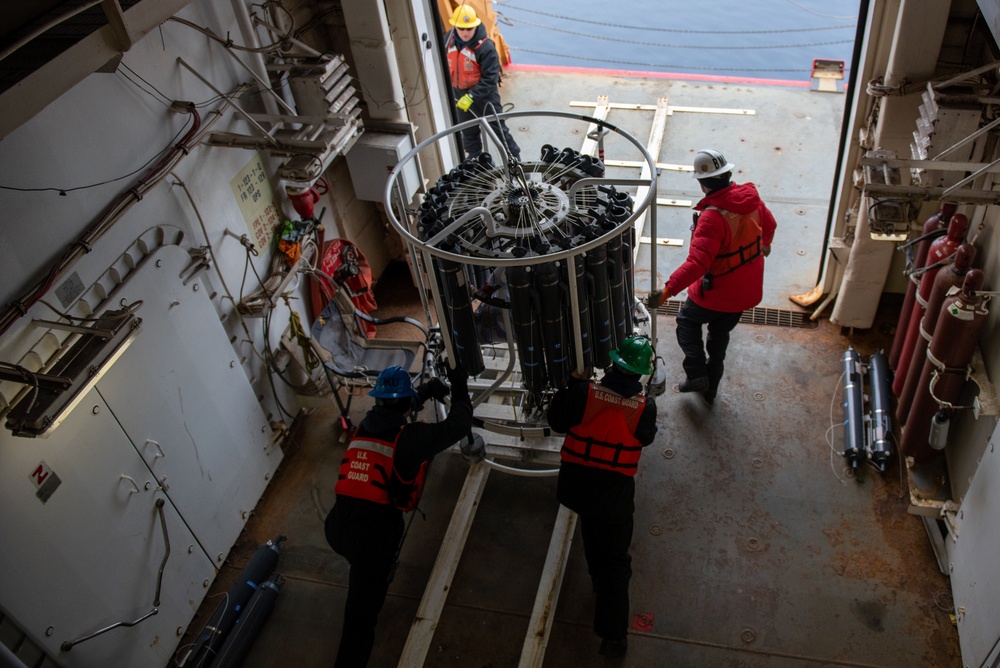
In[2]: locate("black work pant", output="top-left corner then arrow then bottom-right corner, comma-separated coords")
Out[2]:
325,498 -> 404,668
456,88 -> 520,159
675,297 -> 743,391
557,462 -> 634,641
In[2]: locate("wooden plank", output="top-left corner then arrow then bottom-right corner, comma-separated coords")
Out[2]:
640,236 -> 685,247
397,462 -> 490,667
473,427 -> 564,453
570,101 -> 755,116
655,198 -> 693,207
605,159 -> 691,173
570,100 -> 657,112
632,97 -> 669,261
667,105 -> 756,116
518,506 -> 579,667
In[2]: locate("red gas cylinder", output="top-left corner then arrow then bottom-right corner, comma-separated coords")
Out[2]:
892,213 -> 968,396
889,202 -> 956,369
899,269 -> 989,462
895,242 -> 976,425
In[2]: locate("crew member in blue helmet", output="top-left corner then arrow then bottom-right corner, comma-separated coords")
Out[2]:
547,337 -> 659,658
325,363 -> 472,667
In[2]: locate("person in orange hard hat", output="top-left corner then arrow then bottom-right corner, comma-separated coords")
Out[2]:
547,337 -> 659,658
445,4 -> 521,160
325,364 -> 472,667
649,148 -> 777,404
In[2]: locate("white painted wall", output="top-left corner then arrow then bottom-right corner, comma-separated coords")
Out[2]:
0,1 -> 326,663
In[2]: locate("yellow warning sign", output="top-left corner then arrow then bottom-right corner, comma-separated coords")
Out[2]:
231,153 -> 279,251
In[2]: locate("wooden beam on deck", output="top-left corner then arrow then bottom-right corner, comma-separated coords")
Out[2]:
397,461 -> 491,667
517,505 -> 579,668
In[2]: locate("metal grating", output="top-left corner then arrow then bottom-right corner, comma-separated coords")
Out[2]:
656,299 -> 817,329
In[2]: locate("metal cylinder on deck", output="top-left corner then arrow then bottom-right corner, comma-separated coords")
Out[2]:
889,202 -> 956,368
866,350 -> 893,472
183,537 -> 281,667
210,574 -> 282,668
896,242 -> 976,424
841,346 -> 865,471
892,213 -> 968,396
900,270 -> 988,463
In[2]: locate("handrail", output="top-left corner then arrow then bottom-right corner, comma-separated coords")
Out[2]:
61,498 -> 170,651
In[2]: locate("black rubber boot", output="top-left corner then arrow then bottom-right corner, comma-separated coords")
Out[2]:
599,636 -> 628,658
678,376 -> 709,393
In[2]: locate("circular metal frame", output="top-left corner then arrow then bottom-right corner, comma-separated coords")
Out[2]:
383,109 -> 657,267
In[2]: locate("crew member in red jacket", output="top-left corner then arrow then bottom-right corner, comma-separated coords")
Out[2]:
547,337 -> 659,659
325,364 -> 472,667
650,148 -> 777,403
445,5 -> 520,160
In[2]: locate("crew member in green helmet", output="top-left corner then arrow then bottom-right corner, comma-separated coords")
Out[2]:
547,336 -> 659,658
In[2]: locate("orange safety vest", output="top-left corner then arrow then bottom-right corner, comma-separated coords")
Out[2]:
703,206 -> 763,278
561,384 -> 647,476
447,35 -> 486,90
334,429 -> 428,511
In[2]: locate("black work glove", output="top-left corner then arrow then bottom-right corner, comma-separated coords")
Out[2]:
647,289 -> 664,309
417,377 -> 450,403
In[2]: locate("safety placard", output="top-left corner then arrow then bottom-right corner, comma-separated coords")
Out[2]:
231,153 -> 279,252
29,460 -> 62,504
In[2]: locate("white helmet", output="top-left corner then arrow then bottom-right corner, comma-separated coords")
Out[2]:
692,148 -> 734,180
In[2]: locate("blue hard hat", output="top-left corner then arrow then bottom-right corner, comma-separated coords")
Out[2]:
369,366 -> 417,398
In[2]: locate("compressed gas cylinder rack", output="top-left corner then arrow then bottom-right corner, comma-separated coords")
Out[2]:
383,110 -> 657,429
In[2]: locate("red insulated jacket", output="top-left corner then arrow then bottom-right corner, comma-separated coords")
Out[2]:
665,182 -> 777,313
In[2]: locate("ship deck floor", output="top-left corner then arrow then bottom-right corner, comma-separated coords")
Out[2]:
180,68 -> 962,668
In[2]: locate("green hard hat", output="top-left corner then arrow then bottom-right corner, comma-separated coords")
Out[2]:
608,336 -> 654,375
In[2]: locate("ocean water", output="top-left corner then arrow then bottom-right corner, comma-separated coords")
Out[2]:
494,0 -> 861,81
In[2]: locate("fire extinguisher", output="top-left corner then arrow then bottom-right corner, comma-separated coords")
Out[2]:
899,269 -> 989,463
286,177 -> 329,220
889,202 -> 956,368
895,242 -> 976,424
892,212 -> 968,397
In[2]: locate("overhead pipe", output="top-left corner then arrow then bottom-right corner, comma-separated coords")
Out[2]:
341,0 -> 407,123
830,0 -> 952,329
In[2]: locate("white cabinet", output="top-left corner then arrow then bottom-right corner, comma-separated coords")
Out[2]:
0,388 -> 216,666
949,419 -> 1000,668
95,245 -> 281,563
0,243 -> 282,666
